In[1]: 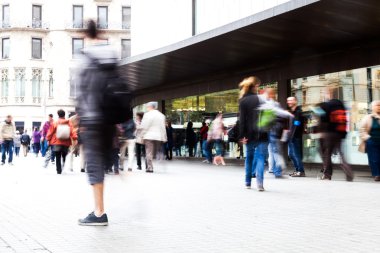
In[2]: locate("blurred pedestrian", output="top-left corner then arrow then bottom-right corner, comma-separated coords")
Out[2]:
119,118 -> 136,171
47,109 -> 77,174
165,121 -> 173,160
0,115 -> 16,165
174,130 -> 184,157
287,96 -> 305,177
141,101 -> 167,173
41,114 -> 56,167
210,114 -> 226,166
200,121 -> 209,161
318,88 -> 353,181
13,130 -> 21,157
32,127 -> 41,157
106,125 -> 121,175
21,130 -> 31,157
66,112 -> 80,172
239,76 -> 268,191
360,100 -> 380,181
186,122 -> 196,157
135,112 -> 147,170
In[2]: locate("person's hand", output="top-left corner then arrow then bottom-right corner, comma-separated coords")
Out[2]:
240,137 -> 248,144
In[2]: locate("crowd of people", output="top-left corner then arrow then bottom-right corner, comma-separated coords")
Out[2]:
1,20 -> 380,227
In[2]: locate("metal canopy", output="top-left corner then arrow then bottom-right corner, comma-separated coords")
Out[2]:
120,0 -> 380,91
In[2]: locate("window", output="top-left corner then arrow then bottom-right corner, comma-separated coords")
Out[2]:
32,38 -> 42,59
32,68 -> 42,98
97,6 -> 108,29
14,68 -> 25,98
73,5 -> 83,28
1,69 -> 8,98
121,39 -> 131,59
2,5 -> 10,28
2,38 -> 9,59
122,7 -> 131,29
32,5 -> 42,28
72,38 -> 84,58
48,69 -> 53,98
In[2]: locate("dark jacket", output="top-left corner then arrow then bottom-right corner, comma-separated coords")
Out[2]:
121,119 -> 136,140
186,128 -> 197,146
166,126 -> 174,147
319,99 -> 347,138
289,106 -> 304,139
239,92 -> 267,142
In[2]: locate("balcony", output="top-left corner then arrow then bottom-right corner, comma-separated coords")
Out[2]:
0,20 -> 50,31
65,21 -> 129,31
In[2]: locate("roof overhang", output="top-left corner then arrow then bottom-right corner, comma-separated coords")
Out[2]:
120,0 -> 380,91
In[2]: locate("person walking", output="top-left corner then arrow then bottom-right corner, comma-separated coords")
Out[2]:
210,114 -> 226,166
174,130 -> 184,157
135,112 -> 147,170
119,118 -> 136,171
13,130 -> 21,157
47,109 -> 77,174
165,121 -> 174,160
239,76 -> 268,191
41,114 -> 56,167
140,101 -> 167,173
186,122 -> 196,157
66,112 -> 80,172
32,127 -> 41,157
0,115 -> 16,165
200,121 -> 209,162
360,100 -> 380,181
287,96 -> 306,177
21,130 -> 31,157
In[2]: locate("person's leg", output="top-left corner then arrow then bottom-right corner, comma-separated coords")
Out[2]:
136,143 -> 142,168
1,142 -> 7,163
93,183 -> 104,216
8,141 -> 13,163
127,139 -> 136,170
321,136 -> 333,178
62,147 -> 68,169
244,142 -> 254,187
334,137 -> 353,181
294,138 -> 304,173
268,140 -> 274,173
169,145 -> 173,160
145,140 -> 154,172
55,150 -> 62,174
255,142 -> 269,189
288,140 -> 299,172
271,137 -> 284,177
366,139 -> 380,177
119,140 -> 128,170
36,143 -> 40,157
50,147 -> 55,162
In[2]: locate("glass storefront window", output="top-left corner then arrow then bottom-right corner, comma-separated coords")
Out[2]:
291,66 -> 378,165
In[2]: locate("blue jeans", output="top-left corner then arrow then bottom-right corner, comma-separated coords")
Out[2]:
1,140 -> 14,163
203,140 -> 213,162
366,138 -> 380,177
245,141 -> 268,186
269,135 -> 285,176
41,140 -> 48,157
288,138 -> 304,173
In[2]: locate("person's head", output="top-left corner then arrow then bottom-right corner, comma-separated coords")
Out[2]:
16,130 -> 19,135
48,113 -> 53,121
202,121 -> 206,127
84,19 -> 99,39
265,88 -> 277,100
287,97 -> 298,109
5,115 -> 12,123
187,122 -> 193,129
34,127 -> 38,132
239,76 -> 261,99
146,101 -> 158,112
136,112 -> 144,121
57,109 -> 65,119
166,120 -> 172,128
371,100 -> 380,114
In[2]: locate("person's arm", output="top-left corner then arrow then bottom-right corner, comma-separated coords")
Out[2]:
239,102 -> 246,140
359,115 -> 371,141
46,123 -> 55,142
140,113 -> 152,139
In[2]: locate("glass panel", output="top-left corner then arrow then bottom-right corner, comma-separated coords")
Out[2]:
32,69 -> 42,98
14,68 -> 25,97
72,38 -> 83,58
1,69 -> 8,97
122,7 -> 131,29
371,66 -> 380,101
32,38 -> 41,59
73,6 -> 83,28
2,38 -> 9,59
2,5 -> 9,28
32,5 -> 42,28
97,6 -> 108,29
121,39 -> 131,58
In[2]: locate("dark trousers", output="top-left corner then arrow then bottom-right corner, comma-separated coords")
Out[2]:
188,145 -> 194,157
14,146 -> 20,156
33,142 -> 41,155
1,140 -> 13,163
136,143 -> 146,168
165,143 -> 173,160
54,146 -> 68,174
366,138 -> 380,177
319,133 -> 353,179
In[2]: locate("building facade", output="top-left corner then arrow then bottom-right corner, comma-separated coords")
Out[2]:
0,0 -> 131,132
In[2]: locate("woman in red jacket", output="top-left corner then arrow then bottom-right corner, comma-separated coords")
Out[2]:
47,109 -> 77,174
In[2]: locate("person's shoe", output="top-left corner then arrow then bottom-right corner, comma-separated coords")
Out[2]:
321,174 -> 331,180
291,172 -> 305,177
289,171 -> 297,176
78,212 -> 108,226
137,166 -> 142,170
1,162 -> 4,166
8,162 -> 13,166
57,170 -> 62,174
146,170 -> 153,173
114,171 -> 120,175
246,184 -> 251,189
202,160 -> 208,163
267,170 -> 274,174
257,185 -> 265,192
275,175 -> 287,179
119,168 -> 124,171
51,161 -> 55,165
346,175 -> 354,182
80,168 -> 85,173
128,168 -> 132,172
374,176 -> 380,182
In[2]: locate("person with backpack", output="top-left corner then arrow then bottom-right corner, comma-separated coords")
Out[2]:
20,130 -> 31,157
318,88 -> 353,181
76,20 -> 133,226
41,114 -> 56,167
13,130 -> 21,157
47,109 -> 77,175
119,118 -> 136,171
239,76 -> 268,191
287,96 -> 306,177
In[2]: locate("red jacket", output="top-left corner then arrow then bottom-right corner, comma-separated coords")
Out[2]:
46,118 -> 77,147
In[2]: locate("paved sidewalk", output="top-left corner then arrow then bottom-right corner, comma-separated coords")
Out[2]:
0,155 -> 379,253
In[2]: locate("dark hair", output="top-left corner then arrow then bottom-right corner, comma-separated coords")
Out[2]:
34,127 -> 38,131
48,114 -> 53,118
85,19 -> 98,39
57,109 -> 65,118
136,112 -> 144,119
187,121 -> 193,130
